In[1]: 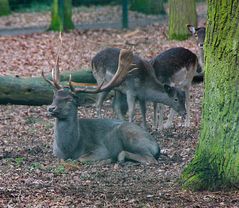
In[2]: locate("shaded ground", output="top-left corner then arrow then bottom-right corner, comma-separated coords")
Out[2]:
1,3 -> 239,208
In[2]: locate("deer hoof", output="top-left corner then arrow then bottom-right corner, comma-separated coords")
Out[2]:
117,151 -> 126,163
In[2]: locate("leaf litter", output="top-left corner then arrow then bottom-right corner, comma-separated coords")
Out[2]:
0,3 -> 239,208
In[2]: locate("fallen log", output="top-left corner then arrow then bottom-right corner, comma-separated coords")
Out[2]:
0,70 -> 98,106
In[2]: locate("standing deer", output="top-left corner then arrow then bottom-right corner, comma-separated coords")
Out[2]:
42,49 -> 160,164
187,24 -> 206,75
150,47 -> 198,129
92,47 -> 186,129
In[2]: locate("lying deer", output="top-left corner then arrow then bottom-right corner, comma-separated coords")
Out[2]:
150,47 -> 198,129
187,24 -> 206,76
42,49 -> 160,164
92,47 -> 186,129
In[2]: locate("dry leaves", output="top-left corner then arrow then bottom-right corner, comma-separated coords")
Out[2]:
1,3 -> 238,208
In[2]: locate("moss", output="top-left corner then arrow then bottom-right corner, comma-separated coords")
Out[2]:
0,0 -> 10,16
168,0 -> 197,40
169,33 -> 189,41
49,0 -> 74,32
181,0 -> 239,191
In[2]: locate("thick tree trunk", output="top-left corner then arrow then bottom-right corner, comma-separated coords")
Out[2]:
169,0 -> 197,40
130,0 -> 166,15
0,70 -> 97,106
181,0 -> 239,191
0,0 -> 10,16
49,0 -> 74,31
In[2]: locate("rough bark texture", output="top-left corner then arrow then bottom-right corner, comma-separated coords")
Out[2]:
181,0 -> 239,191
0,0 -> 10,16
49,0 -> 74,31
0,70 -> 97,106
169,0 -> 197,40
130,0 -> 166,15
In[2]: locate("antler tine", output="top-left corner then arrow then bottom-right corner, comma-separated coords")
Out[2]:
98,49 -> 135,91
142,60 -> 163,87
72,49 -> 135,94
42,33 -> 63,90
51,32 -> 63,89
42,70 -> 55,87
54,32 -> 62,83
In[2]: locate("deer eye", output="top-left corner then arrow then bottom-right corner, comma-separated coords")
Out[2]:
174,98 -> 178,102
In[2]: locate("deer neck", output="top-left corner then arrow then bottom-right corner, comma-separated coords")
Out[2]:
54,106 -> 81,155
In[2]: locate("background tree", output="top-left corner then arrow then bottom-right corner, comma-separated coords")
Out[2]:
181,0 -> 239,190
169,0 -> 197,40
49,0 -> 74,31
0,0 -> 10,16
130,0 -> 166,15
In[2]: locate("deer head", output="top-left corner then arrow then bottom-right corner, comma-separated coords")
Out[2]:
42,49 -> 136,119
187,24 -> 206,49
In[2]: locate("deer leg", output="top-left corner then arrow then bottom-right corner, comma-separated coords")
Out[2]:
96,91 -> 110,118
139,99 -> 147,129
164,108 -> 176,128
184,88 -> 190,127
126,92 -> 136,123
153,103 -> 164,130
118,151 -> 158,164
79,153 -> 112,164
113,91 -> 127,120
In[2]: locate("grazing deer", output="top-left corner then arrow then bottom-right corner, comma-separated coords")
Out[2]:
187,24 -> 206,75
42,49 -> 160,164
150,47 -> 198,129
92,47 -> 187,129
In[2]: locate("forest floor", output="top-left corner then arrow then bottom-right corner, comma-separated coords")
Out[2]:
1,3 -> 239,208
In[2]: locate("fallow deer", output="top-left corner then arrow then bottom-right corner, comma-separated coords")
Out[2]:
92,47 -> 187,129
150,47 -> 198,129
42,49 -> 160,164
187,24 -> 206,76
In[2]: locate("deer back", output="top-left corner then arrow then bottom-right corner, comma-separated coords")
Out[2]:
150,47 -> 198,87
92,47 -> 187,118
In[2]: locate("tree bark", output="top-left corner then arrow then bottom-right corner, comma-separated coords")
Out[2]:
169,0 -> 197,40
0,0 -> 10,16
49,0 -> 74,31
181,0 -> 239,191
0,70 -> 97,106
130,0 -> 166,15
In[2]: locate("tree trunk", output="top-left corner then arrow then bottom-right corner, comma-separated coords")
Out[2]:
0,70 -> 97,106
181,0 -> 239,191
49,0 -> 74,31
130,0 -> 166,15
0,0 -> 10,16
169,0 -> 197,40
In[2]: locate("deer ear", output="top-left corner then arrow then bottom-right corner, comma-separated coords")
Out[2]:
187,25 -> 196,34
164,84 -> 175,97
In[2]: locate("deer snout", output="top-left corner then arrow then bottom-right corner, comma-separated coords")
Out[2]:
48,105 -> 57,113
181,111 -> 187,119
198,43 -> 204,48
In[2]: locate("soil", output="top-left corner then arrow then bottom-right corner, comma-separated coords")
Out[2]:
1,2 -> 239,208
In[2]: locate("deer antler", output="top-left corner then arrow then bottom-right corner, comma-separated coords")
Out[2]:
42,33 -> 63,90
71,49 -> 137,94
142,60 -> 164,87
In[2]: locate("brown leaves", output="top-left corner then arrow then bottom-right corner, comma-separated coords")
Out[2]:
0,24 -> 200,78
